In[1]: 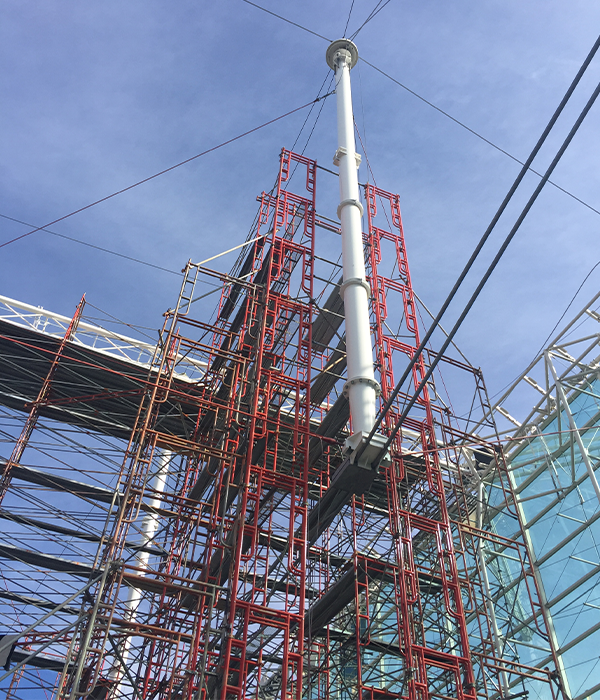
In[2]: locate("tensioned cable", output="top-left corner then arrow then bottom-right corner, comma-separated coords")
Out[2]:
0,93 -> 333,251
343,0 -> 356,38
412,290 -> 472,365
242,1 -> 600,221
241,0 -> 331,42
85,300 -> 158,343
349,0 -> 392,41
351,38 -> 599,451
351,34 -> 600,461
359,56 -> 600,221
0,212 -> 185,278
489,256 -> 600,403
290,73 -> 332,152
366,71 -> 600,468
297,78 -> 334,156
286,71 -> 334,189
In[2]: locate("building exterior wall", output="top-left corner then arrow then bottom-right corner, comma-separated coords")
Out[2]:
492,294 -> 600,700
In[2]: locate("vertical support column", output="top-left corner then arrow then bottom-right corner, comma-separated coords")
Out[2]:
326,39 -> 386,466
109,450 -> 171,694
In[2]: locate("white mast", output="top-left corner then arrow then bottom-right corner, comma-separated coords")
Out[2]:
326,39 -> 388,467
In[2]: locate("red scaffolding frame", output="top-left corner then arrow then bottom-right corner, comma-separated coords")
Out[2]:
0,149 -> 563,700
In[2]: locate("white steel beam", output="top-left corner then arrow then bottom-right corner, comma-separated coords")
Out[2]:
0,293 -> 206,379
546,351 -> 600,503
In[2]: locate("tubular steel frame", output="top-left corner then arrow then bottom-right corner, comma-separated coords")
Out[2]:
0,149 -> 562,700
476,292 -> 600,700
0,294 -> 86,503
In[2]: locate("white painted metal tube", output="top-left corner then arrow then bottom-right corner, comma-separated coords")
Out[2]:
327,40 -> 379,438
110,450 -> 171,695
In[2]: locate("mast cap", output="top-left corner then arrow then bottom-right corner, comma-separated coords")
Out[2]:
326,39 -> 359,70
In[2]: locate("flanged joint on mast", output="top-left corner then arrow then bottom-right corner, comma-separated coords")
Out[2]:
326,39 -> 390,469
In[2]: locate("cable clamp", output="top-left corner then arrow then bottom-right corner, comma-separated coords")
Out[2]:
333,147 -> 362,168
339,277 -> 371,299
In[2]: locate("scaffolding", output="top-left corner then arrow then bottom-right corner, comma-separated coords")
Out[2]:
0,149 -> 563,700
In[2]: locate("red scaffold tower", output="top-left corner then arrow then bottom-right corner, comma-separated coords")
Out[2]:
0,38 -> 563,700
53,159 -> 562,699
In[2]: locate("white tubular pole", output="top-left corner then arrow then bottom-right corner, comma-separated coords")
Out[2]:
327,39 -> 379,440
110,450 -> 171,695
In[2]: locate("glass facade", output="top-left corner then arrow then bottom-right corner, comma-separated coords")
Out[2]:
491,298 -> 600,700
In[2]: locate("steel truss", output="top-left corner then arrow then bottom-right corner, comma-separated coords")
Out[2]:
0,149 -> 561,700
477,292 -> 600,700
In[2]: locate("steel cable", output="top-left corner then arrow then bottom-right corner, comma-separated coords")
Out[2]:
242,2 -> 600,220
368,71 -> 600,467
0,93 -> 333,251
354,33 -> 600,463
349,0 -> 392,41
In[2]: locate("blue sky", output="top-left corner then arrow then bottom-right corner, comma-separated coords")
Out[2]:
2,0 -> 600,410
